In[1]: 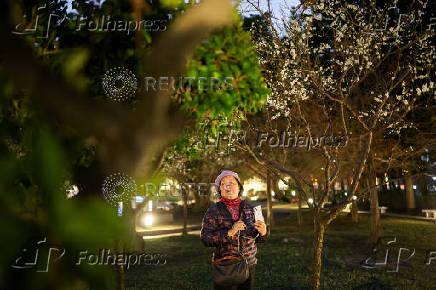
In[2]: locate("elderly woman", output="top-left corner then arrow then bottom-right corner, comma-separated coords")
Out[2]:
201,170 -> 269,290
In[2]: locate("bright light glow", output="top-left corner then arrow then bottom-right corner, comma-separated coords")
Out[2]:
117,201 -> 123,216
312,179 -> 318,188
242,191 -> 247,197
344,192 -> 348,196
135,196 -> 144,203
272,191 -> 275,197
148,200 -> 153,211
291,190 -> 296,196
143,214 -> 153,227
308,198 -> 314,204
243,177 -> 266,192
413,185 -> 417,189
251,196 -> 258,201
278,179 -> 289,190
433,177 -> 436,181
66,185 -> 79,198
352,195 -> 357,200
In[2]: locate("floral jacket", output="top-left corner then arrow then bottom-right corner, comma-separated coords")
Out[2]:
200,200 -> 269,265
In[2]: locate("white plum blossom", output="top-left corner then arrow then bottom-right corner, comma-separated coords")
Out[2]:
248,0 -> 434,136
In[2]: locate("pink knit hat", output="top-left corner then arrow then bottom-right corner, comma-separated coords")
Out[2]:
214,170 -> 244,196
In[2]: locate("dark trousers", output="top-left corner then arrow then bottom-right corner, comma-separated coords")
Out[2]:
214,264 -> 255,290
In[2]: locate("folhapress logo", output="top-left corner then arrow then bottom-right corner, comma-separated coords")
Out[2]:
11,237 -> 167,272
11,237 -> 65,272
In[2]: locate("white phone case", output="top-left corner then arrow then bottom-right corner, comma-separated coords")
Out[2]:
253,205 -> 264,222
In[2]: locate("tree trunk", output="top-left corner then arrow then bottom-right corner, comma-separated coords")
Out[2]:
182,190 -> 188,236
348,178 -> 359,223
297,190 -> 303,226
192,190 -> 209,212
311,220 -> 326,290
132,203 -> 145,251
368,176 -> 381,244
368,155 -> 381,244
416,173 -> 428,196
266,171 -> 274,227
351,200 -> 359,223
272,176 -> 282,202
404,175 -> 416,214
193,190 -> 201,210
115,239 -> 125,290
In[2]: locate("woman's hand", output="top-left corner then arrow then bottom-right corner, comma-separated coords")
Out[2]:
254,220 -> 267,236
228,220 -> 246,237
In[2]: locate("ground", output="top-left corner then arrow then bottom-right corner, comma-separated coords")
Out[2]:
125,211 -> 436,289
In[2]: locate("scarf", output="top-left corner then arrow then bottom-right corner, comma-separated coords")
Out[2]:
220,197 -> 242,221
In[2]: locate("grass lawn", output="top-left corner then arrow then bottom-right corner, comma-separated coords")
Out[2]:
124,212 -> 436,289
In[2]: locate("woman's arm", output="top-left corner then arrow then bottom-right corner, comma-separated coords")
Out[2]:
200,207 -> 236,247
254,224 -> 269,243
243,207 -> 269,243
245,223 -> 269,243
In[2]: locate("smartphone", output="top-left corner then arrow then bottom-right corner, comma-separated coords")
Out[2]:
253,205 -> 264,222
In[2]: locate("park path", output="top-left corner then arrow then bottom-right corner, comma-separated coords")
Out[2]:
138,201 -> 435,239
138,200 -> 297,239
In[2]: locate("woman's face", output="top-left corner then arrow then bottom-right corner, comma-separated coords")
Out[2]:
220,175 -> 240,199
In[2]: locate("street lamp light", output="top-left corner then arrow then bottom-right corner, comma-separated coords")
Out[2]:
143,213 -> 153,228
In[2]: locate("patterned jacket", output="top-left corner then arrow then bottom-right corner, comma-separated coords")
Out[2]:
200,200 -> 269,265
